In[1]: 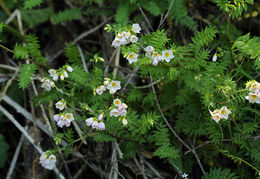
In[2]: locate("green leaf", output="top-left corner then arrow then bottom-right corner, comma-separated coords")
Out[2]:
18,63 -> 38,89
24,0 -> 44,9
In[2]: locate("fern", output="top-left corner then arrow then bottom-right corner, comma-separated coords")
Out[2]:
18,63 -> 37,89
203,168 -> 239,179
115,2 -> 130,25
14,43 -> 28,59
22,7 -> 54,28
142,1 -> 161,16
24,0 -> 44,9
65,42 -> 81,64
169,0 -> 198,31
51,8 -> 81,24
25,34 -> 47,63
153,144 -> 179,159
232,33 -> 260,69
191,26 -> 218,50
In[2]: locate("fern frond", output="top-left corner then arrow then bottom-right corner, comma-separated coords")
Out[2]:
115,3 -> 130,25
18,63 -> 37,89
24,0 -> 44,9
25,34 -> 47,63
51,8 -> 81,24
203,168 -> 239,179
170,0 -> 198,31
14,43 -> 28,59
65,42 -> 81,64
191,26 -> 218,49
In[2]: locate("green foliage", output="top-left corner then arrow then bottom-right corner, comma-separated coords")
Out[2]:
22,7 -> 54,28
115,2 -> 130,25
203,167 -> 239,179
65,42 -> 81,64
51,8 -> 81,24
232,33 -> 260,69
14,43 -> 28,59
170,0 -> 198,31
25,34 -> 47,63
24,0 -> 44,9
191,26 -> 218,50
18,63 -> 37,89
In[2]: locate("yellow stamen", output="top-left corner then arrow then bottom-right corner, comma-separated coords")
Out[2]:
112,82 -> 117,88
129,54 -> 134,59
165,52 -> 169,57
221,110 -> 226,115
252,94 -> 257,100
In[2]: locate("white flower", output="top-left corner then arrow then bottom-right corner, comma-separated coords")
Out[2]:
245,92 -> 260,104
67,66 -> 73,72
122,118 -> 128,126
122,31 -> 131,40
55,100 -> 66,110
65,113 -> 74,122
209,110 -> 221,123
110,108 -> 120,117
48,69 -> 58,81
130,35 -> 138,43
39,152 -> 56,170
64,71 -> 69,78
113,99 -> 121,106
107,80 -> 121,94
126,53 -> 138,64
41,83 -> 51,91
161,50 -> 174,63
218,106 -> 231,119
151,51 -> 162,66
98,122 -> 105,130
212,55 -> 217,62
122,103 -> 128,109
119,108 -> 127,116
41,79 -> 54,91
144,46 -> 154,53
112,38 -> 122,47
50,81 -> 55,87
96,87 -> 104,95
98,114 -> 104,121
86,117 -> 94,126
249,82 -> 260,92
92,121 -> 99,129
182,173 -> 188,178
104,80 -> 110,86
132,24 -> 141,33
96,85 -> 106,95
54,113 -> 74,128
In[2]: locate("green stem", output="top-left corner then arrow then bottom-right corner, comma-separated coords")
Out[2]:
219,149 -> 260,173
0,43 -> 51,69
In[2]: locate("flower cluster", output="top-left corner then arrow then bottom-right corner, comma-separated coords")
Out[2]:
86,114 -> 105,130
111,24 -> 174,66
39,152 -> 56,170
41,78 -> 55,91
209,106 -> 231,123
110,98 -> 128,126
41,65 -> 73,91
55,99 -> 66,110
53,113 -> 74,128
96,78 -> 121,95
48,65 -> 73,81
112,24 -> 140,48
144,46 -> 174,66
245,81 -> 260,104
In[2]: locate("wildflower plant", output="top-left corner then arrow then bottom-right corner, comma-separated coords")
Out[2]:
0,0 -> 259,178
